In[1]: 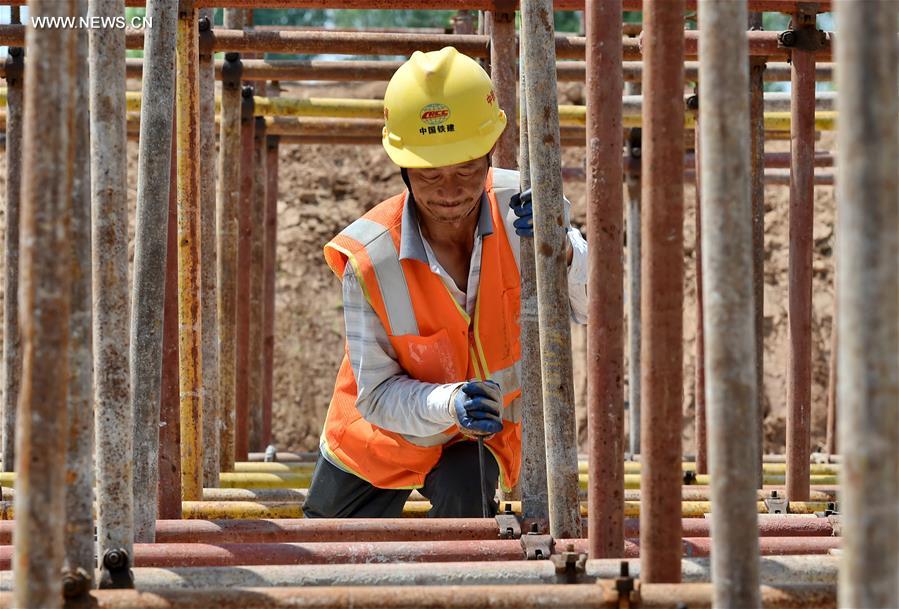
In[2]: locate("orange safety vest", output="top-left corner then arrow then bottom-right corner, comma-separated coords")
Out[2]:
322,169 -> 522,490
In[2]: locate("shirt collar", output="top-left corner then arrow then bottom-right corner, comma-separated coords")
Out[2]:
398,190 -> 494,263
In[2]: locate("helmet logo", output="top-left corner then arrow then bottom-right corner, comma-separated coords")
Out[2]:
420,103 -> 451,126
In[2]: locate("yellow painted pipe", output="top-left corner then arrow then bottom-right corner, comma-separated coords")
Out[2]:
0,89 -> 841,132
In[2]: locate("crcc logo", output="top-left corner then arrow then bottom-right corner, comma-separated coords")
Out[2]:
419,103 -> 450,126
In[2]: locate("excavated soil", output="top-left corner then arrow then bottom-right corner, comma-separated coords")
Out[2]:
0,79 -> 837,457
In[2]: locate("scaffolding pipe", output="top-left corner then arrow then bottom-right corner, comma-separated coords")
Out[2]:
248,117 -> 267,451
235,86 -> 255,463
825,308 -> 836,456
131,0 -> 178,544
786,10 -> 816,503
488,10 -> 517,168
585,0 -> 624,559
263,135 -> 278,448
640,0 -> 684,584
749,42 -> 767,491
835,1 -> 899,607
176,6 -> 204,502
88,556 -> 842,590
64,2 -> 94,592
625,123 -> 641,458
198,9 -> 220,489
698,1 -> 761,605
89,0 -> 134,580
158,127 -> 182,520
217,46 -> 242,473
692,111 -> 706,477
517,32 -> 549,522
12,3 -> 73,606
0,46 -> 22,476
521,0 -> 581,540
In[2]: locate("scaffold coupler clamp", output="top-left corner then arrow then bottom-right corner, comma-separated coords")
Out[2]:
764,490 -> 789,514
264,444 -> 278,462
815,501 -> 840,518
99,547 -> 134,589
62,567 -> 92,600
520,522 -> 554,560
615,561 -> 641,609
550,542 -> 587,584
682,470 -> 698,485
495,502 -> 521,539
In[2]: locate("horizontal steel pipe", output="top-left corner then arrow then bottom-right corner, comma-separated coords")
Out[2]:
0,537 -> 841,570
0,26 -> 848,60
0,582 -> 838,609
29,556 -> 835,591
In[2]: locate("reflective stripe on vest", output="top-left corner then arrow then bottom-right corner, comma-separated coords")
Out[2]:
340,218 -> 419,337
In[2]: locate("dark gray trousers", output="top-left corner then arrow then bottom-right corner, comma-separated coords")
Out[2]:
303,440 -> 499,518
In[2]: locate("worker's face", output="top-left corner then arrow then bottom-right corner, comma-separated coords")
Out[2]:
406,156 -> 489,225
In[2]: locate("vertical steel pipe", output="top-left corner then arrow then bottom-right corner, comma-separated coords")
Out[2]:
236,87 -> 255,463
692,111 -> 707,477
65,1 -> 95,591
585,0 -> 624,558
1,42 -> 22,476
89,0 -> 134,575
785,10 -> 816,502
698,1 -> 761,605
199,9 -> 220,488
625,120 -> 641,458
517,39 -> 549,522
749,16 -> 766,490
835,1 -> 899,607
14,2 -> 73,605
217,30 -> 243,472
488,10 -> 517,168
249,117 -> 267,451
639,0 -> 684,583
825,313 -> 836,456
452,10 -> 476,36
176,4 -> 204,502
158,130 -> 182,521
263,134 -> 279,448
520,0 -> 581,539
131,0 -> 178,544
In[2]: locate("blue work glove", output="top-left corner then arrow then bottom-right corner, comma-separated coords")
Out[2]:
509,189 -> 533,237
449,380 -> 504,438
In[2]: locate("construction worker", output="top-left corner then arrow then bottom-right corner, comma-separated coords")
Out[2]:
304,47 -> 588,518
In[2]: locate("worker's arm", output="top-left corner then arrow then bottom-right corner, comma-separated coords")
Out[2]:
506,190 -> 589,324
341,265 -> 463,437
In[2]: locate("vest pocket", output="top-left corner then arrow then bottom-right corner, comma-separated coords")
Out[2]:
391,328 -> 463,384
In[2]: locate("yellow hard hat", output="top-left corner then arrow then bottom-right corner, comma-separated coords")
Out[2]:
382,47 -> 507,169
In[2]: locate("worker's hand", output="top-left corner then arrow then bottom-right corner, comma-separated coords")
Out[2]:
509,189 -> 533,237
450,380 -> 504,438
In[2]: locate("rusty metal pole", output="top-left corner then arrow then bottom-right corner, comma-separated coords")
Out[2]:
217,9 -> 244,473
13,2 -> 73,606
785,8 -> 816,503
521,0 -> 581,539
89,0 -> 134,582
698,1 -> 761,605
749,14 -> 766,490
64,1 -> 95,594
248,116 -> 267,452
451,10 -> 476,36
263,133 -> 279,448
517,36 -> 549,522
131,0 -> 178,544
585,0 -> 624,558
835,1 -> 899,607
158,127 -> 182,521
198,9 -> 220,488
236,85 -> 255,463
692,99 -> 707,477
176,3 -> 204,502
640,0 -> 684,583
1,36 -> 23,476
488,9 -> 517,168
